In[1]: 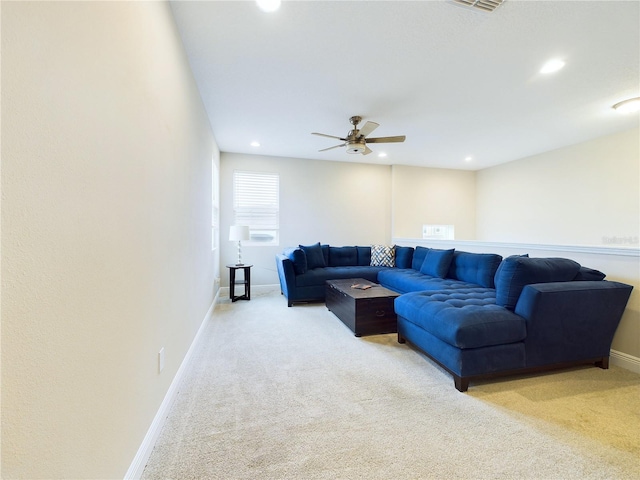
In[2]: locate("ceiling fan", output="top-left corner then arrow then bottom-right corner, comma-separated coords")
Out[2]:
312,116 -> 406,155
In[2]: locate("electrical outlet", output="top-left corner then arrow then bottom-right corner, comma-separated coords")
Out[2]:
158,347 -> 165,373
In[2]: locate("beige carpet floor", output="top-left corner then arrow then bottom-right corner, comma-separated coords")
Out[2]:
142,287 -> 640,479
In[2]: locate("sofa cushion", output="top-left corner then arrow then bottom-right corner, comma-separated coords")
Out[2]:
395,246 -> 414,269
287,247 -> 307,275
328,246 -> 357,266
448,251 -> 503,288
412,246 -> 430,270
321,244 -> 330,266
300,242 -> 326,269
420,248 -> 455,278
495,256 -> 581,310
357,246 -> 371,266
573,266 -> 606,281
395,289 -> 527,349
371,244 -> 395,267
295,266 -> 384,287
378,268 -> 481,294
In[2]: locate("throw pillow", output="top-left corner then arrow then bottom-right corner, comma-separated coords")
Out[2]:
289,248 -> 307,275
299,242 -> 326,269
370,245 -> 395,267
411,246 -> 430,270
420,248 -> 455,278
395,246 -> 414,269
573,266 -> 606,281
357,246 -> 372,266
495,256 -> 581,310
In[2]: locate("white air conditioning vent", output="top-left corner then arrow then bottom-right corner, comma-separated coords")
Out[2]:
450,0 -> 505,13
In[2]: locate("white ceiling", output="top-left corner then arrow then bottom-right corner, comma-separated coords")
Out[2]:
169,0 -> 639,170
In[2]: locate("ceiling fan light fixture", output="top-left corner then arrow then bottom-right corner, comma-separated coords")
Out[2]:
346,142 -> 366,154
612,97 -> 640,114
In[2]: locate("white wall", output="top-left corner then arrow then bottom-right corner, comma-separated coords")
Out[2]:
2,2 -> 217,478
391,165 -> 476,240
220,153 -> 392,286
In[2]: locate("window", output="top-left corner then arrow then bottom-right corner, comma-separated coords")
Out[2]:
233,170 -> 279,246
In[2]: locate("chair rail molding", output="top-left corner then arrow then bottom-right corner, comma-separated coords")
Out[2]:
392,238 -> 640,257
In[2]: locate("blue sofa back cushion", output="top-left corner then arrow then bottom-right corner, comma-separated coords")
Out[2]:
419,248 -> 455,278
357,246 -> 371,266
448,251 -> 503,288
329,246 -> 358,267
321,244 -> 330,265
299,242 -> 326,269
395,246 -> 414,269
285,247 -> 308,275
495,256 -> 581,310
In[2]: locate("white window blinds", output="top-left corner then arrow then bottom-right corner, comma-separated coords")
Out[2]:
233,170 -> 279,245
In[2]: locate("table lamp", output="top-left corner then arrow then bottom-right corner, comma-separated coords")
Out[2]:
229,225 -> 250,265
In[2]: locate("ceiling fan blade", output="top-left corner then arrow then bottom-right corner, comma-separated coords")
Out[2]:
312,132 -> 347,141
365,135 -> 406,144
358,121 -> 379,138
362,145 -> 373,155
319,143 -> 346,152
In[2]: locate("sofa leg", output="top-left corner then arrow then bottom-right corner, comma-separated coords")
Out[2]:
596,356 -> 609,369
288,301 -> 292,307
454,375 -> 469,392
397,333 -> 406,344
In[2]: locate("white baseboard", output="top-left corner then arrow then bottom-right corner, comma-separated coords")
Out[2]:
124,289 -> 221,480
610,349 -> 640,374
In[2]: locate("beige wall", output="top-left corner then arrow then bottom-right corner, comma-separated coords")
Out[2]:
476,128 -> 640,246
473,127 -> 640,362
391,165 -> 476,240
220,153 -> 392,286
2,2 -> 217,478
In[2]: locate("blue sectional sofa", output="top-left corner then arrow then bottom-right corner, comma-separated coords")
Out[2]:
275,243 -> 633,391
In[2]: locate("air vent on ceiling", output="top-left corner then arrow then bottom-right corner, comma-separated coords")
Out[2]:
450,0 -> 505,13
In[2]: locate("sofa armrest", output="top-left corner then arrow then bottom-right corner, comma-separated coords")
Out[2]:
514,280 -> 633,367
275,254 -> 296,305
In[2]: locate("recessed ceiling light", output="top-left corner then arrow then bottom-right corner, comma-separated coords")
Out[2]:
540,58 -> 565,74
250,141 -> 260,147
378,152 -> 387,158
465,156 -> 473,162
256,0 -> 281,12
612,97 -> 640,114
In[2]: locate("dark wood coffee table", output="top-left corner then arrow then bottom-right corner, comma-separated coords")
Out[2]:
325,278 -> 400,337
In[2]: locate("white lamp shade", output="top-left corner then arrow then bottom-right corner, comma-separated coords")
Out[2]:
229,225 -> 250,242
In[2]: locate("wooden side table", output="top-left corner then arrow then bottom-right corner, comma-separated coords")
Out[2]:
226,264 -> 252,302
